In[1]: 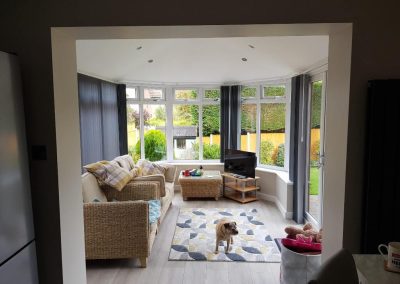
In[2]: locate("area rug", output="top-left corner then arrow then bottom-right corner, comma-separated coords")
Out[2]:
168,208 -> 281,262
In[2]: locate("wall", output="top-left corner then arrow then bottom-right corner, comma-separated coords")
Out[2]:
1,0 -> 400,283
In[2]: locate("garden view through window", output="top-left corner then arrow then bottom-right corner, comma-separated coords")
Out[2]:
126,84 -> 288,168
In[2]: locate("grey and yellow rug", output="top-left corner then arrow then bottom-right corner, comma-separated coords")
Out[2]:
168,208 -> 281,262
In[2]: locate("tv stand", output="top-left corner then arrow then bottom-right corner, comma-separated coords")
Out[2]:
221,173 -> 260,203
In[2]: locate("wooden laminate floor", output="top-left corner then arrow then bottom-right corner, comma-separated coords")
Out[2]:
86,193 -> 296,284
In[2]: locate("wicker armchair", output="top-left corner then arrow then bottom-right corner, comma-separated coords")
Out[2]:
82,173 -> 160,267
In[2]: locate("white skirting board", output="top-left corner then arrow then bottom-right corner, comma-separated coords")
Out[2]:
257,192 -> 293,220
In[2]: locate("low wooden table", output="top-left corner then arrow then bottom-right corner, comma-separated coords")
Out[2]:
178,170 -> 222,200
221,173 -> 260,203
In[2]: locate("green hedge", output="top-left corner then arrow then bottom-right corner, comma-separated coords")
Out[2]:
275,143 -> 285,167
134,130 -> 166,161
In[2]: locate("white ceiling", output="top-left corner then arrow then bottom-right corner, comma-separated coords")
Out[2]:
76,36 -> 328,84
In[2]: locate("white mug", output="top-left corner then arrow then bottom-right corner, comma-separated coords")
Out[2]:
378,242 -> 400,272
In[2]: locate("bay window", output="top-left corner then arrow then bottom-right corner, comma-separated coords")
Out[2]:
126,82 -> 289,170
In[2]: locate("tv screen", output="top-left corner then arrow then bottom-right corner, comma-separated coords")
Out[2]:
224,149 -> 257,178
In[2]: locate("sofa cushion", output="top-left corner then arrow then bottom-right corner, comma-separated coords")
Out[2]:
113,155 -> 135,171
137,159 -> 165,176
84,160 -> 133,191
82,172 -> 107,203
148,200 -> 161,224
158,163 -> 177,183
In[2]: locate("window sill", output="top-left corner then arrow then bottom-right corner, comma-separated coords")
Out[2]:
255,167 -> 293,185
167,161 -> 223,166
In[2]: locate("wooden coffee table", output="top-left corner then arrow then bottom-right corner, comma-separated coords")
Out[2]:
178,170 -> 222,200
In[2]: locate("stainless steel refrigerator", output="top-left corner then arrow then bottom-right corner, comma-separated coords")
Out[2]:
0,51 -> 38,283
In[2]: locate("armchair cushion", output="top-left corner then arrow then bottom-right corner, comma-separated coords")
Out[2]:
84,160 -> 132,191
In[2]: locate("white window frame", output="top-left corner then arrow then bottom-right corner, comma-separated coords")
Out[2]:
173,87 -> 200,102
126,86 -> 139,100
141,86 -> 165,101
126,85 -> 167,161
126,82 -> 290,169
201,87 -> 221,162
239,80 -> 291,171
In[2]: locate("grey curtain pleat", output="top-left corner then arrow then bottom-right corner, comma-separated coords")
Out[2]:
78,74 -> 121,169
220,85 -> 240,161
100,81 -> 120,160
78,74 -> 103,167
290,75 -> 310,223
117,84 -> 128,155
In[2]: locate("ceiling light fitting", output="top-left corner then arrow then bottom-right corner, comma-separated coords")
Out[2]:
241,58 -> 248,62
148,59 -> 154,63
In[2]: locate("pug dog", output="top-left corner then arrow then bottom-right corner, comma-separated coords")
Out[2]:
215,218 -> 239,253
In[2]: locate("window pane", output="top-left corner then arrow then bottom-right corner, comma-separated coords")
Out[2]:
260,103 -> 286,167
175,89 -> 197,100
143,104 -> 166,161
263,85 -> 285,97
202,105 -> 220,160
241,86 -> 257,99
173,104 -> 199,160
126,87 -> 137,99
240,104 -> 257,153
126,103 -> 140,162
204,89 -> 220,99
144,88 -> 163,100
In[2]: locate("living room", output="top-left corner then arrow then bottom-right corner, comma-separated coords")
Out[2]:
45,23 -> 356,284
71,28 -> 340,283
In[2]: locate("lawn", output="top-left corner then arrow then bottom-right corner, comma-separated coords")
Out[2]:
309,167 -> 319,195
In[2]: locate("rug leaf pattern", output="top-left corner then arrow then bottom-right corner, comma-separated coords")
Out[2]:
169,208 -> 281,262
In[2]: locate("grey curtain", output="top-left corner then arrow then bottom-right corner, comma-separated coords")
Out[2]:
220,85 -> 240,161
290,75 -> 310,223
101,81 -> 120,160
78,74 -> 121,168
117,84 -> 128,155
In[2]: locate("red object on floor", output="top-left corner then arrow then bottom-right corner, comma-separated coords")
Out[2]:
281,237 -> 322,253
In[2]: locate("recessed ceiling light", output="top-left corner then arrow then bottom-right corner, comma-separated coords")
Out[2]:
248,44 -> 255,49
241,57 -> 248,62
148,59 -> 154,63
136,46 -> 142,50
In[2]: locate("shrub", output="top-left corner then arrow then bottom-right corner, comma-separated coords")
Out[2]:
135,130 -> 166,161
275,143 -> 285,167
203,144 -> 220,159
192,142 -> 220,160
128,145 -> 140,163
260,140 -> 274,165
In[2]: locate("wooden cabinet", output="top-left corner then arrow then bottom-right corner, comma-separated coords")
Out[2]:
221,173 -> 260,203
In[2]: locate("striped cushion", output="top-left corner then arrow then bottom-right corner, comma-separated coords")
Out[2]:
84,161 -> 133,191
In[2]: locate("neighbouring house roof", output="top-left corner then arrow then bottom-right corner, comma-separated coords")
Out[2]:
172,126 -> 197,138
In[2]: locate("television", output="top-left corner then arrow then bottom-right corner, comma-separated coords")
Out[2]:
224,149 -> 257,178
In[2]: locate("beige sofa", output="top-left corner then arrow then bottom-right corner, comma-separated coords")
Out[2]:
81,155 -> 176,267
